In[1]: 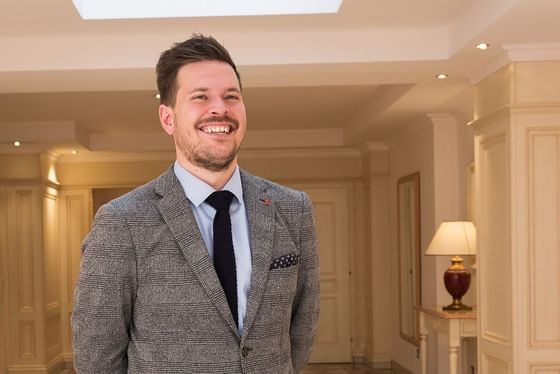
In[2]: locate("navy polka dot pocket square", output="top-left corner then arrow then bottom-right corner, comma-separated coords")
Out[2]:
269,253 -> 300,270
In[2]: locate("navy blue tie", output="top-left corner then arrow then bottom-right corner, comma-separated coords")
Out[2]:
205,191 -> 238,326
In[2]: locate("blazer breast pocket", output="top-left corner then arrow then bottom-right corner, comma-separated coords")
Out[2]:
267,254 -> 299,296
269,253 -> 300,270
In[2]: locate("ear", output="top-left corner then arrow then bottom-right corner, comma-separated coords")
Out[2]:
159,104 -> 175,135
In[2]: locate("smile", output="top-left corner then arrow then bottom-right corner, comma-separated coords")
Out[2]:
201,125 -> 232,134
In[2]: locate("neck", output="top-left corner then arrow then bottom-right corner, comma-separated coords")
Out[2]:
177,158 -> 237,190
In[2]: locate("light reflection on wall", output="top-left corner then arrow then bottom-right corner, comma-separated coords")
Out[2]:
47,165 -> 59,185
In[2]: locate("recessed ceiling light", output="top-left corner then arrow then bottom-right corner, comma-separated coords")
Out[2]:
436,74 -> 448,80
72,0 -> 343,20
155,93 -> 161,100
476,43 -> 490,50
71,150 -> 78,155
13,141 -> 21,147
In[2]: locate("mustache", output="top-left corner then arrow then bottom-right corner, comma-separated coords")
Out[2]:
196,115 -> 239,128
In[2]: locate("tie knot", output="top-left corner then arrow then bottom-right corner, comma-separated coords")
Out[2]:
205,190 -> 235,211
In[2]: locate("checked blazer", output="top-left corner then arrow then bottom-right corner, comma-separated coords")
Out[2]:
71,166 -> 320,373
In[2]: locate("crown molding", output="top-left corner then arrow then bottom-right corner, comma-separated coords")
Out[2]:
360,142 -> 389,153
503,43 -> 560,62
470,43 -> 560,84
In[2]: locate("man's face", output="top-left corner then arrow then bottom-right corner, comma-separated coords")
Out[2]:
159,60 -> 247,172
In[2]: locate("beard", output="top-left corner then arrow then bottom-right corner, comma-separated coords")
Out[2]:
174,115 -> 242,172
190,146 -> 238,172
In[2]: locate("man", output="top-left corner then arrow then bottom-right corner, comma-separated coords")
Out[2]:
71,34 -> 320,374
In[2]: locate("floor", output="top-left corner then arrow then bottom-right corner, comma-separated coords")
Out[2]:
62,364 -> 395,373
303,363 -> 395,373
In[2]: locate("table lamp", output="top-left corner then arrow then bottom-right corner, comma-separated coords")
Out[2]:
426,221 -> 477,311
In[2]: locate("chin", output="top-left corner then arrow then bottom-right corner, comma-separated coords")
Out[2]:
193,155 -> 236,172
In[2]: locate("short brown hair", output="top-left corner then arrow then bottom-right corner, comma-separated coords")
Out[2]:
156,34 -> 241,106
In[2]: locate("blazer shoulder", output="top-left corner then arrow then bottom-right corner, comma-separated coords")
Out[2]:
103,167 -> 172,215
240,169 -> 307,202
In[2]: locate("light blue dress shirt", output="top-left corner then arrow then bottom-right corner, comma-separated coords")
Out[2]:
173,162 -> 252,336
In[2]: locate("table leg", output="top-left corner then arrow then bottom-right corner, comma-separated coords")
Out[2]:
449,346 -> 459,374
420,332 -> 428,374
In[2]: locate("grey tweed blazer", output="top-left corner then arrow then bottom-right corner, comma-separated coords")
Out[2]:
71,167 -> 320,374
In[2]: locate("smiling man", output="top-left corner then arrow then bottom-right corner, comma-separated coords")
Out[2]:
71,34 -> 320,374
159,59 -> 246,184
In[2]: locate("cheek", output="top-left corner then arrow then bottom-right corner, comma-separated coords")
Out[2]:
177,105 -> 204,122
235,108 -> 247,128
231,101 -> 246,117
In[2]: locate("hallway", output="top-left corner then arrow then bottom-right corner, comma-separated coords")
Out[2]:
60,364 -> 395,374
303,364 -> 395,373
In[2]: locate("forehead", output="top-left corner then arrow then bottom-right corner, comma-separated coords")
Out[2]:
176,60 -> 240,91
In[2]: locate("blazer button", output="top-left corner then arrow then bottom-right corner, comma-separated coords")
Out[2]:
241,347 -> 252,357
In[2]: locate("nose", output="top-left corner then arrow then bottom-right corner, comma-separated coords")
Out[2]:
209,98 -> 229,116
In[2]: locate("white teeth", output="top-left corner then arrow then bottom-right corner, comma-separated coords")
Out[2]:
203,126 -> 230,134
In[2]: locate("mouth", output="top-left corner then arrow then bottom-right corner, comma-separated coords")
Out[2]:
200,124 -> 233,134
197,116 -> 238,135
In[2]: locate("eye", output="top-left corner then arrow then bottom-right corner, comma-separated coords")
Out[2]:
191,94 -> 207,101
225,94 -> 241,101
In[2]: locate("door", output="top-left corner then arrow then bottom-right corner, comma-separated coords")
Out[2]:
1,185 -> 8,374
0,280 -> 6,374
303,186 -> 352,363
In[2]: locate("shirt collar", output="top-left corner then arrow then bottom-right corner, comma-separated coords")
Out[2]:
173,161 -> 243,207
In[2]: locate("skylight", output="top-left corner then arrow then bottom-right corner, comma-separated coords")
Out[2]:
72,0 -> 344,20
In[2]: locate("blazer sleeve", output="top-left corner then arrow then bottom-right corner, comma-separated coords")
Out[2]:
71,203 -> 137,374
290,192 -> 320,373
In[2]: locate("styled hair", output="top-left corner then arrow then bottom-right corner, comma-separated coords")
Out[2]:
156,34 -> 241,106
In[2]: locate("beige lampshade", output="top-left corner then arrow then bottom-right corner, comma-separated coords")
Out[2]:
425,221 -> 477,256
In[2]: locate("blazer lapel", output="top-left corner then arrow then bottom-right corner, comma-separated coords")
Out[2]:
240,171 -> 275,337
154,167 -> 239,335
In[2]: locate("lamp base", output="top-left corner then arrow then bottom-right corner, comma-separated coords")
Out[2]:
443,255 -> 472,312
443,299 -> 473,311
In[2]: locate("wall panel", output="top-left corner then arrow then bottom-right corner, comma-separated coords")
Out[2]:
58,189 -> 91,360
45,313 -> 61,362
7,185 -> 44,367
18,320 -> 36,360
43,191 -> 60,308
481,353 -> 510,374
530,364 -> 560,374
478,132 -> 512,345
15,191 -> 35,313
528,130 -> 560,347
475,61 -> 560,374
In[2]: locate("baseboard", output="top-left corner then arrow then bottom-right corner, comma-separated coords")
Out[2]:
391,360 -> 414,374
353,356 -> 366,365
47,355 -> 65,374
357,356 -> 392,370
7,364 -> 49,373
5,355 -> 69,374
61,354 -> 74,373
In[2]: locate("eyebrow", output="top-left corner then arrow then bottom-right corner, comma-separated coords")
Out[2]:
188,87 -> 241,94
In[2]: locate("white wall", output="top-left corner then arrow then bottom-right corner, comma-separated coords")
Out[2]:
388,114 -> 475,373
389,118 -> 435,373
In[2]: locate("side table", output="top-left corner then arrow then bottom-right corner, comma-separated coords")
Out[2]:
419,305 -> 477,374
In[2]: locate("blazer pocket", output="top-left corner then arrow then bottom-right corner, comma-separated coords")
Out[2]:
269,253 -> 300,270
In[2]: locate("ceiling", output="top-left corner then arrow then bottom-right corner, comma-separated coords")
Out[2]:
1,0 -> 560,161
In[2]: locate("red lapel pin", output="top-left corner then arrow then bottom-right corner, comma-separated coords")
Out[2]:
259,198 -> 272,206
